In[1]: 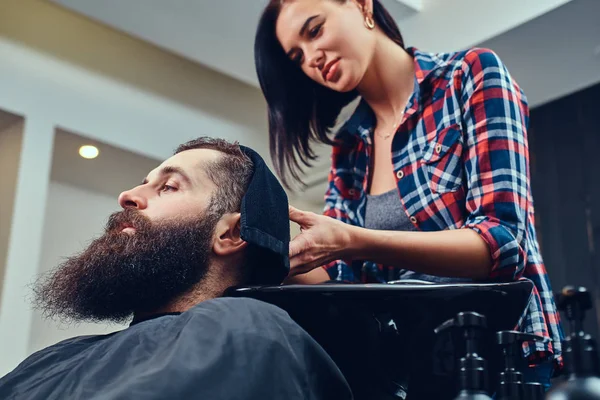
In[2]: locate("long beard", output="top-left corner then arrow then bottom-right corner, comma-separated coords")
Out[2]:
32,208 -> 219,324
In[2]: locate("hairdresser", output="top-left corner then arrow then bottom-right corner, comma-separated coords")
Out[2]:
254,0 -> 563,387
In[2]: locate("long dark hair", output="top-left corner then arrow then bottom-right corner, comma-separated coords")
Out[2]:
255,0 -> 405,188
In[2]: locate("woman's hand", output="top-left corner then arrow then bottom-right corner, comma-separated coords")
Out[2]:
288,206 -> 355,276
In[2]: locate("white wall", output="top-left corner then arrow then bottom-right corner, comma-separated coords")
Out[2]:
0,118 -> 24,302
0,0 -> 328,375
0,0 -> 276,375
28,181 -> 127,355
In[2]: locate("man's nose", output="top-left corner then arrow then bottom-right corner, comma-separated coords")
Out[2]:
117,186 -> 148,210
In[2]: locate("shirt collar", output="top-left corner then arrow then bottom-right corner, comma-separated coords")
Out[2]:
408,46 -> 442,85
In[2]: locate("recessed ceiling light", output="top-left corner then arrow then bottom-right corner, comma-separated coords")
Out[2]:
79,145 -> 99,159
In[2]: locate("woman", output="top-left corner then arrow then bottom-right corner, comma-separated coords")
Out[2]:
254,0 -> 563,388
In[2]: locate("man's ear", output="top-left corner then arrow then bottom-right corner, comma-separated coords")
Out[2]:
213,213 -> 248,257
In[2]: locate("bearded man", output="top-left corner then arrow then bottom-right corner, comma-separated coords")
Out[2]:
0,137 -> 352,400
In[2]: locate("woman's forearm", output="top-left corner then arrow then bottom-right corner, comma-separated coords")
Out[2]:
284,267 -> 330,284
347,226 -> 493,279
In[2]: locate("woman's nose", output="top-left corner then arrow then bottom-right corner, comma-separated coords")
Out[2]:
307,49 -> 325,70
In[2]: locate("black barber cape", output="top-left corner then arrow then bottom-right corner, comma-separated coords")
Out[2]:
0,297 -> 353,400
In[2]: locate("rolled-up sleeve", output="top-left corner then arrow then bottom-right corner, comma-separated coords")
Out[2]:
459,48 -> 530,280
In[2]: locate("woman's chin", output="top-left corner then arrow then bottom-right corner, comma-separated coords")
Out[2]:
326,76 -> 358,93
336,83 -> 358,93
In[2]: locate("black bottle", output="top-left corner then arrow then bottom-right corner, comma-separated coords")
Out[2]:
435,311 -> 493,400
494,330 -> 546,400
546,286 -> 600,400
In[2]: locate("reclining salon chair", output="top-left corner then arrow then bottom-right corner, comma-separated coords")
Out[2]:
225,280 -> 538,400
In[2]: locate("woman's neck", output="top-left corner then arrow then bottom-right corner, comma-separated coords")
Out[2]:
357,33 -> 415,127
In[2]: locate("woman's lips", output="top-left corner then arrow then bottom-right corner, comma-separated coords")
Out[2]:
322,58 -> 341,82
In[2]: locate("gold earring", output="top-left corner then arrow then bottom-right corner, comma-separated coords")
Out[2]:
364,12 -> 375,29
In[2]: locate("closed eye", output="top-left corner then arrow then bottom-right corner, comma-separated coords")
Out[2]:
308,23 -> 322,39
160,184 -> 177,193
288,20 -> 324,66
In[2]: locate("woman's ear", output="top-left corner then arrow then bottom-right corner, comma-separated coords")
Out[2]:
213,213 -> 248,257
353,0 -> 374,14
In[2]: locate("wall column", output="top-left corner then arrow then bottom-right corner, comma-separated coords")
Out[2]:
0,117 -> 54,376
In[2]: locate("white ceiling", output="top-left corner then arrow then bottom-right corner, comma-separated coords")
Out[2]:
51,128 -> 161,199
42,0 -> 600,205
48,0 -> 573,90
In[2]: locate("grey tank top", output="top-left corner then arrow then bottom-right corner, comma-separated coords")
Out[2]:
365,189 -> 416,232
365,189 -> 472,284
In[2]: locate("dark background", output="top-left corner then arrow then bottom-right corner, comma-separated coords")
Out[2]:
529,82 -> 600,340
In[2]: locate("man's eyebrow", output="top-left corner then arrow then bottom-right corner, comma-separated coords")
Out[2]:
142,166 -> 192,185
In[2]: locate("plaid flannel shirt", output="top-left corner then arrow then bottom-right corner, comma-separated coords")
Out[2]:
322,47 -> 564,367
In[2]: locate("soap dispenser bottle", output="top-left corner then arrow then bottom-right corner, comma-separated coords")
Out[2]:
546,286 -> 600,400
435,311 -> 493,400
494,330 -> 546,400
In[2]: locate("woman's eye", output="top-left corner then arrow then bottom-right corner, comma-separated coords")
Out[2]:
309,24 -> 322,38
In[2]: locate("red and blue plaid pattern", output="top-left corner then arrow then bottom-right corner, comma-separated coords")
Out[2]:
322,47 -> 564,367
